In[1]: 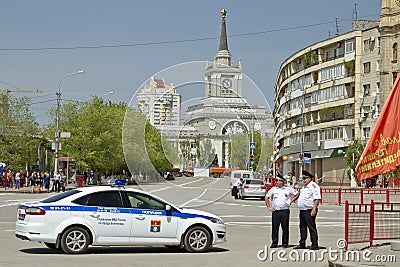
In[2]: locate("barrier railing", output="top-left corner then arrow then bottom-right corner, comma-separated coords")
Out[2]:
345,200 -> 400,250
321,188 -> 400,205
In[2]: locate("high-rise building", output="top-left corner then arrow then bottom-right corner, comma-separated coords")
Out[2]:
136,77 -> 181,126
273,0 -> 399,184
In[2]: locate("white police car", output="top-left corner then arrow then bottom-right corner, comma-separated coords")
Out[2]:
15,181 -> 226,254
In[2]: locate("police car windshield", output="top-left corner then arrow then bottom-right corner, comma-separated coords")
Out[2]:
41,190 -> 82,203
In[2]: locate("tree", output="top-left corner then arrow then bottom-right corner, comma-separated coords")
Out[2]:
345,138 -> 364,181
198,138 -> 216,167
0,95 -> 41,171
229,133 -> 248,169
44,96 -> 128,175
122,107 -> 177,178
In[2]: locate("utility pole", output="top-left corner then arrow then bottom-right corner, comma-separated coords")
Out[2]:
299,93 -> 305,180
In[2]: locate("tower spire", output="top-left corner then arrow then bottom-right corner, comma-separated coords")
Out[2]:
219,9 -> 228,51
215,9 -> 231,66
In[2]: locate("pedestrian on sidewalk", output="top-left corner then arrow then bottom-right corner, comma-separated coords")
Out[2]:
292,170 -> 321,250
15,171 -> 21,190
265,174 -> 298,248
43,171 -> 50,193
54,171 -> 61,192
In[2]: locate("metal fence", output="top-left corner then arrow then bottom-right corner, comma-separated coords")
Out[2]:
321,188 -> 400,205
345,200 -> 400,250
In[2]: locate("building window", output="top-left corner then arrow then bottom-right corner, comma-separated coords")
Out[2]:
363,39 -> 370,51
363,127 -> 371,138
393,43 -> 398,61
363,62 -> 371,73
363,84 -> 370,96
345,38 -> 355,53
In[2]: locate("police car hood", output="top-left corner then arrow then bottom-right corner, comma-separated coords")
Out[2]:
179,208 -> 221,220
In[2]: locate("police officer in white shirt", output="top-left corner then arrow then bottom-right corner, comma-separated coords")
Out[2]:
232,178 -> 244,199
265,174 -> 299,248
292,170 -> 321,250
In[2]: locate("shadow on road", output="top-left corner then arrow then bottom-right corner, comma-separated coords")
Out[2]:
20,246 -> 229,255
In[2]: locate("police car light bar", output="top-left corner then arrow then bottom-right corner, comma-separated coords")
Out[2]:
110,179 -> 128,188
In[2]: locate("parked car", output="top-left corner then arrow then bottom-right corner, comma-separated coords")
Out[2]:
15,181 -> 226,254
239,179 -> 267,200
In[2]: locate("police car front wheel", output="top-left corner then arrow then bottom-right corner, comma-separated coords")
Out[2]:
184,226 -> 211,253
60,226 -> 90,254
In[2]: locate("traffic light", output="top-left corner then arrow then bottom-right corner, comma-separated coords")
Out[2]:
250,154 -> 255,165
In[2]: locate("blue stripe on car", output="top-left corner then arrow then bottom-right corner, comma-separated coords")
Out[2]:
34,205 -> 213,220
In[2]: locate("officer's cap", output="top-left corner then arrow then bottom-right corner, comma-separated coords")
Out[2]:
276,173 -> 286,183
302,170 -> 314,180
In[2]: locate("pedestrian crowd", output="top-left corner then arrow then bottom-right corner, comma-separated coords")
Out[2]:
0,169 -> 67,193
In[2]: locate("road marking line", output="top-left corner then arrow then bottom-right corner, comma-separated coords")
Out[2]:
180,189 -> 209,207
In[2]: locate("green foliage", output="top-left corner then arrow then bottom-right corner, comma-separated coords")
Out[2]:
198,138 -> 216,167
345,138 -> 364,179
0,95 -> 41,171
44,96 -> 128,174
229,133 -> 248,169
344,60 -> 355,76
320,106 -> 344,122
122,108 -> 175,176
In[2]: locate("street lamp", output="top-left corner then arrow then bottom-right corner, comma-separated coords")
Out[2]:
99,91 -> 114,97
54,70 -> 84,174
299,94 -> 305,180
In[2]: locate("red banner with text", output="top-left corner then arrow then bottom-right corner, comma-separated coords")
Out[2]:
356,75 -> 400,181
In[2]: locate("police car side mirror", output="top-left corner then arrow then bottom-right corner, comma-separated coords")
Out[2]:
166,205 -> 171,212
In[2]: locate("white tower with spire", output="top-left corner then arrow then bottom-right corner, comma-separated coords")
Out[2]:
204,9 -> 243,99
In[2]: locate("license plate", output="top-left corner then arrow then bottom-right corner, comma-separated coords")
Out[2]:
18,210 -> 26,221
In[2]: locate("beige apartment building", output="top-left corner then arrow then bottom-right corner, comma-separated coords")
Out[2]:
273,0 -> 400,184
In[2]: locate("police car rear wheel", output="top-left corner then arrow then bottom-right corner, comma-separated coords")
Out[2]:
184,226 -> 211,253
60,226 -> 90,254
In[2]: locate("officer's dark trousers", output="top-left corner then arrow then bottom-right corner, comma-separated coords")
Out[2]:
271,209 -> 290,245
299,209 -> 318,247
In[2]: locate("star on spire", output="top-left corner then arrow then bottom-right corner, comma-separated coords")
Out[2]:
220,9 -> 227,20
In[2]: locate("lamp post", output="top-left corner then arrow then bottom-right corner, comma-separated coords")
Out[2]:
54,70 -> 84,175
299,93 -> 305,180
99,91 -> 114,97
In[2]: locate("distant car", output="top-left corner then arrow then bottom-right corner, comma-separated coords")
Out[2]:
239,179 -> 267,200
165,173 -> 175,181
15,182 -> 226,254
229,170 -> 254,189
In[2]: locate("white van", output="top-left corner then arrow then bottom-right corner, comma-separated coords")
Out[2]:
229,170 -> 254,189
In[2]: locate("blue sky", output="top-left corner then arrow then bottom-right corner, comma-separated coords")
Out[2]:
0,0 -> 381,126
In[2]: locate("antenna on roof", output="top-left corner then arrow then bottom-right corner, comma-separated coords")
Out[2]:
353,3 -> 358,20
335,18 -> 340,35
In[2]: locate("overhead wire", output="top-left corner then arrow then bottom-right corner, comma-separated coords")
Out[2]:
0,14 -> 379,52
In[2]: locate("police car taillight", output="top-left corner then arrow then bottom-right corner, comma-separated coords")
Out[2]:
25,207 -> 46,215
244,185 -> 250,189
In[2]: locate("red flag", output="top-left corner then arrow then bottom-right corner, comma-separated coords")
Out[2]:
355,75 -> 400,181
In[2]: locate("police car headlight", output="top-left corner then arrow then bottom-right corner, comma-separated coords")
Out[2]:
210,218 -> 224,224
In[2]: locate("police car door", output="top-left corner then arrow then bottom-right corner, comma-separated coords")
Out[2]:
125,192 -> 178,241
81,191 -> 131,244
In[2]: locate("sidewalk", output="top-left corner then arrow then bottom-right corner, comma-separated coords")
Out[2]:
0,185 -> 77,193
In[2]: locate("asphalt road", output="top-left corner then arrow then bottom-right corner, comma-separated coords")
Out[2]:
0,176 -> 398,267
